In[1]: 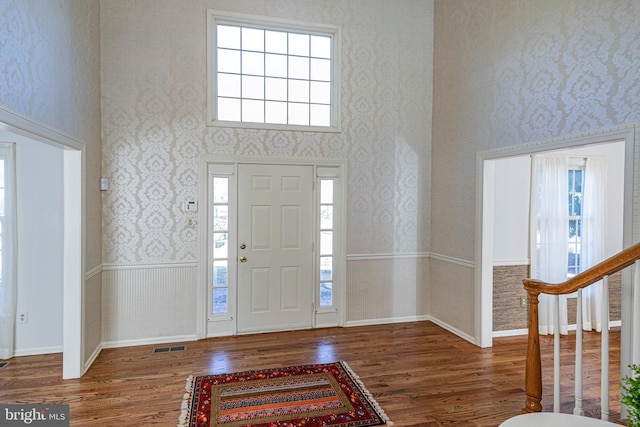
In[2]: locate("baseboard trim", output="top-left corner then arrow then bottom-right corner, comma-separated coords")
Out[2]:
101,334 -> 198,349
493,328 -> 528,338
426,315 -> 477,345
13,346 -> 63,357
345,315 -> 430,328
493,321 -> 622,339
83,343 -> 103,374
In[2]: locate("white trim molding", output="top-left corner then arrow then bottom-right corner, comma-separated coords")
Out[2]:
429,252 -> 476,269
347,252 -> 430,261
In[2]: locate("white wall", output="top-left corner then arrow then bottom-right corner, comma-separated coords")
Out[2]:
492,141 -> 626,267
14,138 -> 64,355
492,155 -> 530,264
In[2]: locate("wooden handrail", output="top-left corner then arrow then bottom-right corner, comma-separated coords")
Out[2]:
522,241 -> 640,414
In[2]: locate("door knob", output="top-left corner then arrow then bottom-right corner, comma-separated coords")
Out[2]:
239,256 -> 247,262
240,243 -> 246,249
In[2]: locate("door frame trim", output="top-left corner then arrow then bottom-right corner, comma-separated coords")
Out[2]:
0,107 -> 85,379
197,155 -> 347,339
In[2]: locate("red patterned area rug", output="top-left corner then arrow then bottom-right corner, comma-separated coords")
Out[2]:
178,361 -> 393,427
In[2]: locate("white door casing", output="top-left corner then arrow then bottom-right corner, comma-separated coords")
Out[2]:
236,163 -> 314,333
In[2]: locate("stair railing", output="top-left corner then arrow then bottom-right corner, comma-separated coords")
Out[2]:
522,241 -> 640,418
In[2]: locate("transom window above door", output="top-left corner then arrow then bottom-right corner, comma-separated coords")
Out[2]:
207,10 -> 342,132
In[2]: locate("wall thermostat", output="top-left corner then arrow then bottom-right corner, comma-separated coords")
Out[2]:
184,200 -> 198,212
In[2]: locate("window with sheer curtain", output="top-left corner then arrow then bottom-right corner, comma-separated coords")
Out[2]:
0,143 -> 16,360
530,155 -> 606,335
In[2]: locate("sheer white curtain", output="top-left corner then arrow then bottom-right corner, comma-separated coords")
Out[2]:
581,157 -> 607,332
0,143 -> 17,360
530,155 -> 569,335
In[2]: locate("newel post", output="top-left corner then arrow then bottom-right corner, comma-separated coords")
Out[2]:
522,290 -> 543,413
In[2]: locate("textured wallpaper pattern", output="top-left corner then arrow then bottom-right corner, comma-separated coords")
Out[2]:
432,0 -> 640,261
101,0 -> 433,264
0,0 -> 102,267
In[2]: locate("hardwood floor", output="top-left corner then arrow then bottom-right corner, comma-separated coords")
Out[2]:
0,321 -> 620,426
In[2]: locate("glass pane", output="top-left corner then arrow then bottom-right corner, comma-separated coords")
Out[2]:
0,189 -> 4,216
569,219 -> 577,238
213,206 -> 228,230
310,104 -> 330,127
213,232 -> 228,258
310,81 -> 331,104
242,99 -> 265,123
320,180 -> 334,203
288,102 -> 309,125
568,251 -> 580,275
218,73 -> 241,98
289,56 -> 309,80
265,30 -> 287,54
265,77 -> 287,101
575,170 -> 583,192
213,261 -> 228,286
213,288 -> 228,314
242,27 -> 264,51
320,282 -> 333,307
311,35 -> 331,59
218,97 -> 241,121
320,256 -> 333,281
573,195 -> 582,216
242,75 -> 264,99
288,80 -> 309,103
217,48 -> 241,73
217,25 -> 240,49
288,33 -> 309,56
265,54 -> 287,78
568,170 -> 574,192
320,230 -> 333,255
213,177 -> 228,203
265,101 -> 287,124
310,58 -> 331,81
320,205 -> 333,229
242,51 -> 264,76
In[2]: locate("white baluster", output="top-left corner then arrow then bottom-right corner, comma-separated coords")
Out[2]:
601,275 -> 609,421
554,294 -> 560,413
634,260 -> 640,365
574,289 -> 584,416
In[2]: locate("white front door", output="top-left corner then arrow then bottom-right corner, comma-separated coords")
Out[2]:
237,164 -> 314,333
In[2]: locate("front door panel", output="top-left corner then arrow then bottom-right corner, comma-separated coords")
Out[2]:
237,164 -> 314,333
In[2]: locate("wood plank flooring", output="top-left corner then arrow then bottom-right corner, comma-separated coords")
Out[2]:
0,321 -> 621,426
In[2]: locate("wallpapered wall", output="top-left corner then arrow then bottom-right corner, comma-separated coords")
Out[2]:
0,0 -> 102,268
431,0 -> 640,337
100,1 -> 433,333
101,0 -> 433,264
0,0 -> 103,360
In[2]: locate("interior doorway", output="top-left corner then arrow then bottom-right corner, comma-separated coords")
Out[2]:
477,127 -> 636,348
0,114 -> 83,379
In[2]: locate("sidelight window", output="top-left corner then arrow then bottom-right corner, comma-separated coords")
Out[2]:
319,179 -> 334,307
211,176 -> 230,315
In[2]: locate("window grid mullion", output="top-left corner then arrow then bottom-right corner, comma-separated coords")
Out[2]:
212,14 -> 338,129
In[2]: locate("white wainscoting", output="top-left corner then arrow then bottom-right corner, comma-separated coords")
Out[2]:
102,263 -> 198,348
345,253 -> 430,326
428,253 -> 477,344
